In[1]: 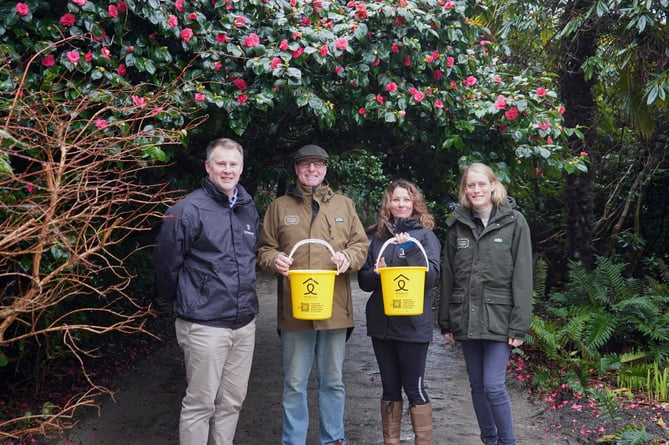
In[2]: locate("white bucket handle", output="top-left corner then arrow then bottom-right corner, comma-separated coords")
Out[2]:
375,236 -> 429,272
287,238 -> 340,274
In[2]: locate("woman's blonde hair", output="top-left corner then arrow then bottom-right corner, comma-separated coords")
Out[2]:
458,163 -> 508,208
376,180 -> 434,238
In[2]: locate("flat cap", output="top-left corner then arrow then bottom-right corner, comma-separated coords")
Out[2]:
292,144 -> 329,163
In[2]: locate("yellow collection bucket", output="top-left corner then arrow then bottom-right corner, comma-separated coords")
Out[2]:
376,237 -> 429,316
287,239 -> 339,320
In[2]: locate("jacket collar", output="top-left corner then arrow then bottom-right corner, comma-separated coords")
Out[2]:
288,181 -> 334,203
201,177 -> 250,207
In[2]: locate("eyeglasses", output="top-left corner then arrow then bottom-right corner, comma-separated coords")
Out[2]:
297,160 -> 327,169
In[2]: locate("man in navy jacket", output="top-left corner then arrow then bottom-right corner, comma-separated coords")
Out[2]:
153,138 -> 259,445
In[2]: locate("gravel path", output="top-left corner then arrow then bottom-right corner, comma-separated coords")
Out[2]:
43,273 -> 578,444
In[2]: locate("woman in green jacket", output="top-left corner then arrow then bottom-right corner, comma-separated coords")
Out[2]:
438,163 -> 533,445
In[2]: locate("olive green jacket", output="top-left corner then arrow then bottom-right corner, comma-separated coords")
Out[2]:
438,198 -> 533,342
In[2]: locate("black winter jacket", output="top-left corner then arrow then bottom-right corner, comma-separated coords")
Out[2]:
358,218 -> 441,343
152,177 -> 259,328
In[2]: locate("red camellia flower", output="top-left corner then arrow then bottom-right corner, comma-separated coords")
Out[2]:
359,108 -> 366,115
558,106 -> 565,115
180,28 -> 194,42
335,38 -> 348,50
404,55 -> 411,66
168,15 -> 178,27
391,44 -> 399,53
60,13 -> 76,26
444,0 -> 455,8
94,119 -> 108,129
175,0 -> 184,12
237,94 -> 248,104
244,33 -> 260,47
320,45 -> 328,56
505,107 -> 519,121
117,64 -> 127,76
66,51 -> 80,63
194,93 -> 206,102
371,59 -> 380,66
433,70 -> 443,80
291,47 -> 304,58
434,100 -> 444,109
213,61 -> 222,71
376,94 -> 384,104
71,0 -> 87,5
385,82 -> 398,92
189,13 -> 198,19
232,78 -> 248,91
101,47 -> 111,59
279,39 -> 289,50
536,87 -> 547,97
16,3 -> 30,16
41,54 -> 55,67
537,118 -> 551,130
412,90 -> 425,102
234,16 -> 246,27
108,5 -> 118,17
118,2 -> 127,12
270,57 -> 282,69
335,66 -> 343,74
446,56 -> 454,67
216,33 -> 228,43
85,51 -> 93,62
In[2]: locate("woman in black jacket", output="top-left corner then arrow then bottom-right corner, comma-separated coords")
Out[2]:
359,180 -> 441,445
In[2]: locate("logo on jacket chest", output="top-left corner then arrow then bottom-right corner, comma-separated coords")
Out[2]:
457,238 -> 470,249
284,215 -> 299,225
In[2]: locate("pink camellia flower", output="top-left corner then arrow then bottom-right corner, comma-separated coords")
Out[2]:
108,5 -> 118,17
558,106 -> 565,115
480,40 -> 490,46
60,13 -> 76,26
132,95 -> 146,107
279,39 -> 289,50
213,61 -> 222,71
194,93 -> 206,101
234,16 -> 246,27
537,118 -> 551,130
71,0 -> 87,5
237,94 -> 248,104
291,47 -> 304,58
505,107 -> 519,121
41,54 -> 55,67
376,94 -> 384,104
335,66 -> 343,74
359,108 -> 366,115
434,99 -> 444,109
232,78 -> 248,91
94,119 -> 108,129
16,3 -> 29,16
320,45 -> 328,56
335,38 -> 348,50
244,33 -> 260,47
494,95 -> 507,110
385,82 -> 398,92
66,51 -> 80,63
175,0 -> 184,12
180,28 -> 194,42
412,90 -> 425,102
464,76 -> 477,86
85,51 -> 93,62
168,15 -> 178,27
446,56 -> 454,67
536,87 -> 547,97
580,151 -> 588,156
547,136 -> 553,144
444,0 -> 455,8
151,106 -> 164,116
371,59 -> 380,66
216,33 -> 228,43
270,57 -> 282,69
101,47 -> 111,59
117,64 -> 127,76
189,13 -> 198,19
493,76 -> 502,83
433,70 -> 443,80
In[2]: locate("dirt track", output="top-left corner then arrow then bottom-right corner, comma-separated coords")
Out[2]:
42,273 -> 580,445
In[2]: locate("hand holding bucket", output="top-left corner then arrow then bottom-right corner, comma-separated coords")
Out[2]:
375,236 -> 429,316
287,239 -> 339,320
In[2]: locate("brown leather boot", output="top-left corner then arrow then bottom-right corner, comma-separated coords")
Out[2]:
381,400 -> 402,445
409,402 -> 432,445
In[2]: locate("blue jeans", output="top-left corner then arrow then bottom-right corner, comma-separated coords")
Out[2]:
460,340 -> 515,445
281,329 -> 348,445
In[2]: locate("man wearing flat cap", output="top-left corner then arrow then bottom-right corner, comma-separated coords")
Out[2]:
257,144 -> 369,445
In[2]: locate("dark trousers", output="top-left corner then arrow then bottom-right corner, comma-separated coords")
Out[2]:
372,337 -> 429,405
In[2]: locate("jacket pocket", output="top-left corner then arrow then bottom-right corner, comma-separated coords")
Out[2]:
484,288 -> 513,335
447,291 -> 466,333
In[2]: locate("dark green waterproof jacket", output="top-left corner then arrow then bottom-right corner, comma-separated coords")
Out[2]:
438,198 -> 533,342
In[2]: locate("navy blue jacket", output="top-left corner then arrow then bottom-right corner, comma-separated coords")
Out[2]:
152,177 -> 259,328
358,218 -> 441,343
